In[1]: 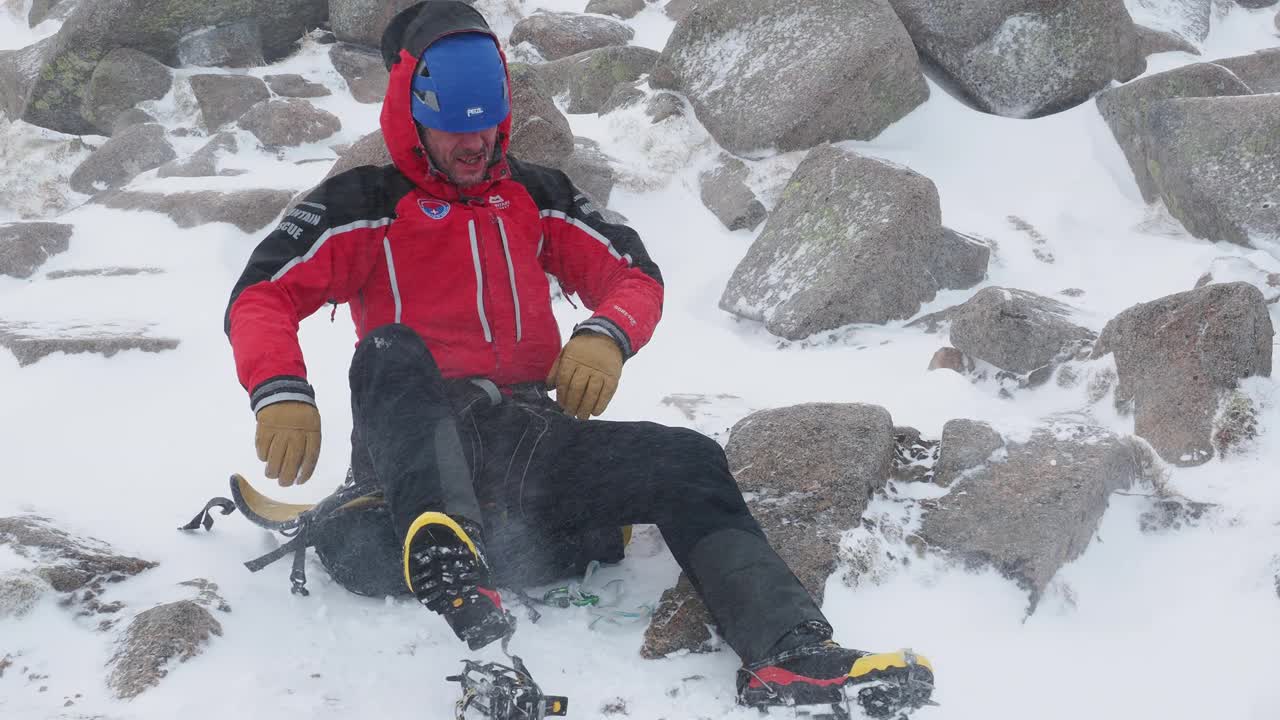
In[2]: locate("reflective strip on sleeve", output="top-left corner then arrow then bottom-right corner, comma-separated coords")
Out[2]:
270,217 -> 394,282
538,209 -> 631,265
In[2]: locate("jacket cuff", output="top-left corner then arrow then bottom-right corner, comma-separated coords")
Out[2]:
573,316 -> 633,359
250,375 -> 317,413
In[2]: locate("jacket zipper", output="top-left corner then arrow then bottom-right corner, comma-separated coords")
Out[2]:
495,217 -> 522,343
466,217 -> 494,342
383,236 -> 403,324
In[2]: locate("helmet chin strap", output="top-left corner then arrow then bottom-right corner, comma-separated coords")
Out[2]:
487,137 -> 504,168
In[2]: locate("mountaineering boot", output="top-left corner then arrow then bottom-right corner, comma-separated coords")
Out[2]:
738,639 -> 935,718
403,511 -> 513,650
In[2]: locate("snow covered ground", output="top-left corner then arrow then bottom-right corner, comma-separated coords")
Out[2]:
2,1 -> 1279,719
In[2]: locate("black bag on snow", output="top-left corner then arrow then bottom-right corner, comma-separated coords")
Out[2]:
180,473 -> 626,598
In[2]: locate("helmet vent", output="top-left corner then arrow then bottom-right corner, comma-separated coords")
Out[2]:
415,88 -> 440,111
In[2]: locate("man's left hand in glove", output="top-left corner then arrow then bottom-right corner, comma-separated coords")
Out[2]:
546,333 -> 623,420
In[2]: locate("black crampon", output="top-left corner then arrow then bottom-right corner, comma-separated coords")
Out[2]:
447,657 -> 567,720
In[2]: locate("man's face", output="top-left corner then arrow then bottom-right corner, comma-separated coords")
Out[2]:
420,125 -> 500,187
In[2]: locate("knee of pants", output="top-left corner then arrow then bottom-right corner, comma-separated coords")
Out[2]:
351,323 -> 442,376
659,426 -> 737,492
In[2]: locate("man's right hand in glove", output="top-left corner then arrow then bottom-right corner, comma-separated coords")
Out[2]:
255,401 -> 321,486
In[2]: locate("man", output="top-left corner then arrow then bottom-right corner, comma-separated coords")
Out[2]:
224,1 -> 933,713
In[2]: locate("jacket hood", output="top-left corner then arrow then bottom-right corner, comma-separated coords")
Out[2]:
379,0 -> 514,199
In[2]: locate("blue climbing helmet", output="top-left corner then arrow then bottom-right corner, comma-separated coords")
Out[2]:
411,32 -> 510,134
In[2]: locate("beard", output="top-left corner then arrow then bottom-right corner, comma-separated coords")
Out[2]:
425,139 -> 499,187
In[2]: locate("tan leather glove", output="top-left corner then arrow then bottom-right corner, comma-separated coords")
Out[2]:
255,401 -> 321,486
546,333 -> 623,420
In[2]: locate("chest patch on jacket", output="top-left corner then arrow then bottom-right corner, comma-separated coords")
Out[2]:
418,198 -> 451,220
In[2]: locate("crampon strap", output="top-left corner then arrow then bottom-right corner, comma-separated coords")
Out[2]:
178,497 -> 235,532
519,560 -> 654,630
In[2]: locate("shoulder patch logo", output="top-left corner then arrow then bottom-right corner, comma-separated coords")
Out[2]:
418,198 -> 451,220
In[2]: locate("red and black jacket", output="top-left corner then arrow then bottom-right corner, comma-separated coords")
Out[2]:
225,1 -> 664,412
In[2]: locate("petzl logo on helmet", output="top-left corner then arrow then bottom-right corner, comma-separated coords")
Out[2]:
466,107 -> 484,117
418,199 -> 451,220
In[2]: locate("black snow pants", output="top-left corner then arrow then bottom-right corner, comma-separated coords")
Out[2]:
348,323 -> 828,665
